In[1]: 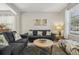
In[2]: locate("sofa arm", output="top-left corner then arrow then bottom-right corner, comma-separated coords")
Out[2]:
20,33 -> 28,39
15,38 -> 28,43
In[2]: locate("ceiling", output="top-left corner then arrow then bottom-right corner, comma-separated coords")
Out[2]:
13,3 -> 68,13
0,4 -> 10,11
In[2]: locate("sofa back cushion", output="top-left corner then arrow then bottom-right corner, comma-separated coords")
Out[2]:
3,31 -> 15,43
33,31 -> 37,36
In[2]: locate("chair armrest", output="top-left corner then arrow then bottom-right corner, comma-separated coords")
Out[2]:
71,48 -> 79,55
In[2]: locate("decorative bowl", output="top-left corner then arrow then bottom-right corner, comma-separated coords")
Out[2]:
39,39 -> 46,43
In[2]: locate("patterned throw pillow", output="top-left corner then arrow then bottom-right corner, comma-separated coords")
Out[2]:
38,31 -> 42,36
46,32 -> 51,35
0,34 -> 9,46
15,33 -> 22,41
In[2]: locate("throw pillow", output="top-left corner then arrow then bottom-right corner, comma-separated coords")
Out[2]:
0,34 -> 9,46
38,31 -> 42,36
46,32 -> 51,35
15,33 -> 22,41
28,31 -> 33,35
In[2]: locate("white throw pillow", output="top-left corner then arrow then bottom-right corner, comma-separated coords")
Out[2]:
15,33 -> 22,41
46,32 -> 51,35
38,31 -> 42,36
0,35 -> 9,46
28,31 -> 33,35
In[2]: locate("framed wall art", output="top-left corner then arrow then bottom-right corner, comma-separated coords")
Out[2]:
34,19 -> 47,26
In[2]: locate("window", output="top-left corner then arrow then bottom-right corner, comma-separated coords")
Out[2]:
71,16 -> 79,31
0,15 -> 16,31
70,14 -> 79,34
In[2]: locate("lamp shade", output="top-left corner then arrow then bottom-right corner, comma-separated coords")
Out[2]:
54,24 -> 64,32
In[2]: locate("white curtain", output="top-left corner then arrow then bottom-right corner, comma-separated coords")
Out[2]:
0,15 -> 16,31
64,10 -> 71,38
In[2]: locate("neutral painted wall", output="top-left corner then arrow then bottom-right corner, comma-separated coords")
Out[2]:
21,12 -> 64,34
15,14 -> 21,34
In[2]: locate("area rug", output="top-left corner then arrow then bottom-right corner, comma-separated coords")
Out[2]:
20,45 -> 49,55
19,45 -> 66,55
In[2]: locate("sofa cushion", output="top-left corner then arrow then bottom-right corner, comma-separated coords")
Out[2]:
2,43 -> 24,55
33,31 -> 37,36
10,43 -> 25,55
4,31 -> 22,43
15,38 -> 28,43
3,32 -> 15,43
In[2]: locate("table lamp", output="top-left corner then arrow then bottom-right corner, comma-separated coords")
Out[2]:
54,24 -> 64,39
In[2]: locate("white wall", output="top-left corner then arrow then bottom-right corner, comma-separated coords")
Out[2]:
15,14 -> 22,34
21,12 -> 64,34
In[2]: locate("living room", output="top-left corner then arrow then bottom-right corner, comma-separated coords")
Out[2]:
0,3 -> 79,55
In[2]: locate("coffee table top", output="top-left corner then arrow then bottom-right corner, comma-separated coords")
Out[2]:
33,39 -> 53,48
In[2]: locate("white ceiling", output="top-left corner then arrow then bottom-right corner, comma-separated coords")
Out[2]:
71,4 -> 79,12
0,3 -> 10,11
14,3 -> 68,13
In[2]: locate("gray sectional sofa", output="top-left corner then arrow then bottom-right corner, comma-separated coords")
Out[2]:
0,31 -> 28,55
